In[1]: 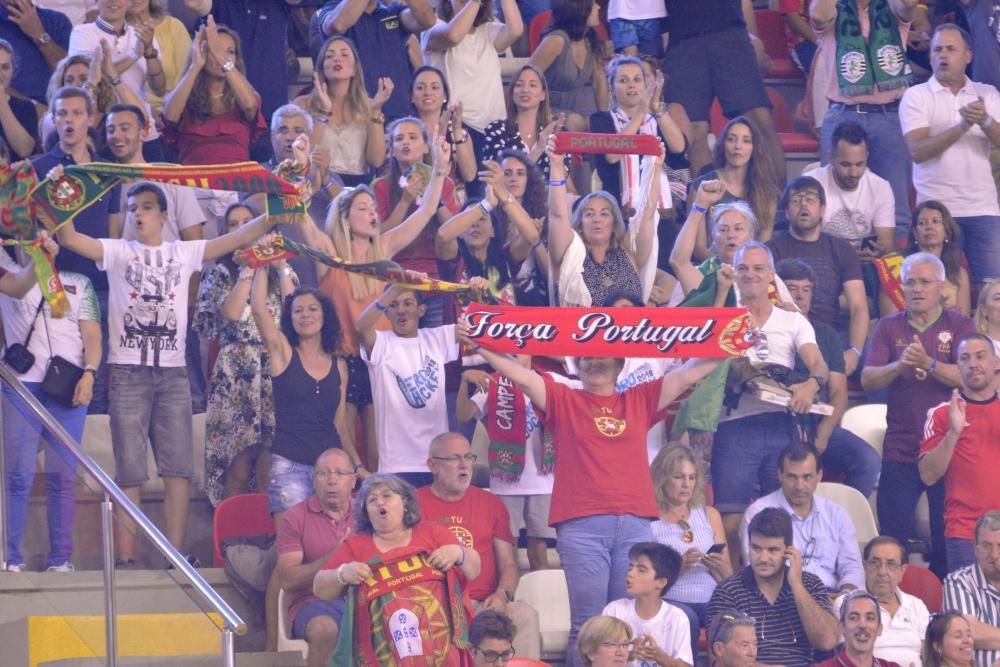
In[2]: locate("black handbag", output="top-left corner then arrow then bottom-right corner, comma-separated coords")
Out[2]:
2,298 -> 43,374
38,301 -> 84,408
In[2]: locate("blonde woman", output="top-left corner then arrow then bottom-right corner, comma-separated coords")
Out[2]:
975,277 -> 1000,356
293,35 -> 390,187
299,136 -> 453,469
578,616 -> 634,667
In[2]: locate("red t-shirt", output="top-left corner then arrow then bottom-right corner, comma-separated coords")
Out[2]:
416,486 -> 514,602
919,393 -> 1000,539
372,174 -> 464,277
535,375 -> 665,526
275,495 -> 354,625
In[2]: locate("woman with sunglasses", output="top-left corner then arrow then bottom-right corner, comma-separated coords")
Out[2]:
650,444 -> 731,655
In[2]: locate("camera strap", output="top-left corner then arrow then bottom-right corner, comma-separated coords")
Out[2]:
20,297 -> 46,348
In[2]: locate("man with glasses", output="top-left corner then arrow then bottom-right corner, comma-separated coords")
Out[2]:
469,610 -> 517,667
740,442 -> 865,594
943,510 -> 1000,667
768,176 -> 868,376
862,252 -> 975,577
817,590 -> 902,667
919,333 -> 1000,572
834,536 -> 929,667
417,432 -> 541,660
274,448 -> 356,667
707,610 -> 758,667
708,507 -> 838,667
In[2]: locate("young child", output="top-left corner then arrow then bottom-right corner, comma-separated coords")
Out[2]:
602,542 -> 692,667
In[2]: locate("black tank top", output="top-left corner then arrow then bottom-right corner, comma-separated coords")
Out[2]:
271,349 -> 342,465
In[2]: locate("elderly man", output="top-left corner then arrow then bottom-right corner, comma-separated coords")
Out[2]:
740,443 -> 865,593
834,536 -> 930,667
818,590 -> 902,667
861,252 -> 976,577
416,432 -> 540,660
920,334 -> 1000,571
711,241 -> 829,557
944,511 -> 1000,667
707,610 -> 758,667
900,24 -> 1000,288
275,448 -> 356,667
708,507 -> 838,667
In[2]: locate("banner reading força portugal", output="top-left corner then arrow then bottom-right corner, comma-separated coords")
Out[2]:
464,304 -> 754,358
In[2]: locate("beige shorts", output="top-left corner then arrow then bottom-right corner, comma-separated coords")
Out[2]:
499,494 -> 556,540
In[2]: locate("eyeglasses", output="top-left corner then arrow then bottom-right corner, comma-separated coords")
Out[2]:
600,640 -> 635,651
759,612 -> 798,646
431,454 -> 478,463
752,329 -> 769,360
865,558 -> 902,572
474,647 -> 516,663
789,194 -> 821,206
315,469 -> 356,480
975,542 -> 1000,554
803,537 -> 817,564
903,278 -> 942,288
678,519 -> 694,543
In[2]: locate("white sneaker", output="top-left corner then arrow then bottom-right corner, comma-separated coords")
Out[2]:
46,562 -> 74,572
5,563 -> 24,572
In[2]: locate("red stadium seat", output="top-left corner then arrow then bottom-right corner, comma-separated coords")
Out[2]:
899,565 -> 943,613
709,90 -> 819,154
212,493 -> 274,567
754,9 -> 802,80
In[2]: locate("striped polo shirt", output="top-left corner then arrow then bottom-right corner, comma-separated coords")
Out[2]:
707,566 -> 833,667
943,563 -> 1000,667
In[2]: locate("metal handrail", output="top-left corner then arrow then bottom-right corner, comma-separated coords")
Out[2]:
0,362 -> 247,639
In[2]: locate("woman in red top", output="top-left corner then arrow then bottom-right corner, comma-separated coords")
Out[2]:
458,317 -> 719,667
161,16 -> 266,164
316,473 -> 481,666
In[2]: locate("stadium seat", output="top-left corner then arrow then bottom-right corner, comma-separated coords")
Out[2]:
212,493 -> 274,567
766,87 -> 820,153
277,588 -> 309,659
754,9 -> 802,80
841,404 -> 888,458
815,482 -> 879,546
899,564 -> 943,612
515,569 -> 570,660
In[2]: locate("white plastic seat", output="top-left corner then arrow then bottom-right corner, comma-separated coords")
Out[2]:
815,481 -> 879,551
514,569 -> 569,661
277,588 -> 309,659
841,404 -> 887,458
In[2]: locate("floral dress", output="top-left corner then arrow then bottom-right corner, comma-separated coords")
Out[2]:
194,263 -> 291,506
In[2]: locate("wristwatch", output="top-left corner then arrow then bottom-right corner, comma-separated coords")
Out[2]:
35,32 -> 51,46
84,367 -> 98,377
145,48 -> 159,60
810,374 -> 827,390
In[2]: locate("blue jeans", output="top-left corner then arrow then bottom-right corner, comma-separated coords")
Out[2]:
3,383 -> 83,567
557,514 -> 652,667
946,537 -> 976,574
954,215 -> 1000,284
821,427 -> 881,498
877,461 -> 948,578
712,412 -> 797,514
821,108 -> 912,234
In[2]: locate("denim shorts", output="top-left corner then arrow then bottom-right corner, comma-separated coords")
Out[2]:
268,454 -> 314,514
108,364 -> 194,485
291,598 -> 346,640
608,17 -> 664,58
711,412 -> 796,514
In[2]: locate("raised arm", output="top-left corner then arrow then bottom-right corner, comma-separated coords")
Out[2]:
670,180 -> 725,294
658,357 -> 724,412
162,27 -> 204,124
809,0 -> 838,32
448,103 -> 478,183
919,390 -> 965,485
0,234 -> 59,299
424,0 -> 481,52
365,78 -> 392,167
220,264 -> 254,322
456,315 -> 546,410
544,137 -> 574,266
203,213 -> 272,262
400,0 -> 437,32
626,142 -> 665,272
382,137 -> 452,257
493,0 -> 524,52
323,0 -> 370,37
788,556 -> 839,651
249,260 -> 292,376
298,210 -> 337,281
184,0 -> 212,16
356,284 -> 402,358
203,16 -> 258,120
437,201 -> 484,260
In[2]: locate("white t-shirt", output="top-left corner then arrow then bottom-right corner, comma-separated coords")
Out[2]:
422,21 -> 506,133
120,182 -> 206,243
68,22 -> 161,140
900,77 -> 1000,217
608,0 -> 666,21
0,271 -> 99,383
720,306 -> 817,422
36,0 -> 98,26
363,325 -> 459,473
602,598 -> 693,667
805,164 -> 895,248
98,238 -> 207,367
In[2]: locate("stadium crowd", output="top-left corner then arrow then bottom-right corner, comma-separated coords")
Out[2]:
2,0 -> 1000,665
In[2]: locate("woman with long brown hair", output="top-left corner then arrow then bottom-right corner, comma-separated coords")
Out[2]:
161,16 -> 265,164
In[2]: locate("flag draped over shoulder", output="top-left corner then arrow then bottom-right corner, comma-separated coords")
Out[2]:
873,253 -> 905,311
331,550 -> 473,667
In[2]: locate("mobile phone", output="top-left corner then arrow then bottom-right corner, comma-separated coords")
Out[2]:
706,543 -> 726,555
861,235 -> 879,252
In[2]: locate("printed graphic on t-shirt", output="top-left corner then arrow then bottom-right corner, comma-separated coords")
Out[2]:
120,248 -> 182,365
616,362 -> 656,392
394,355 -> 441,408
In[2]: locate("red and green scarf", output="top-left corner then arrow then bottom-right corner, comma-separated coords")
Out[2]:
331,550 -> 473,667
486,373 -> 554,482
874,253 -> 905,311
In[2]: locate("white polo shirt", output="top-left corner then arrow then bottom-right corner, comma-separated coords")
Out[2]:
900,76 -> 1000,217
833,589 -> 929,667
